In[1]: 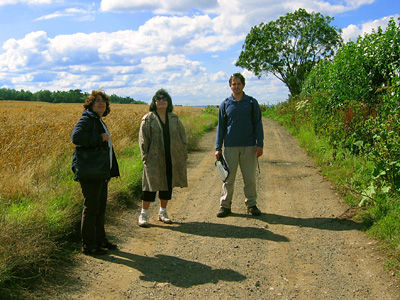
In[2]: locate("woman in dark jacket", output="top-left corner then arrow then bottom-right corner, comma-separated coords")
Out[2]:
71,90 -> 120,255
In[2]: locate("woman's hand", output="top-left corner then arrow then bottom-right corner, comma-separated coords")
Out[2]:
101,133 -> 110,142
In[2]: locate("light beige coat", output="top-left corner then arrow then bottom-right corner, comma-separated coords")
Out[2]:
139,111 -> 188,191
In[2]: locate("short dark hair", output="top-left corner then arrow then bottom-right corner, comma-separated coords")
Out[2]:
84,90 -> 111,117
149,89 -> 173,112
229,73 -> 245,86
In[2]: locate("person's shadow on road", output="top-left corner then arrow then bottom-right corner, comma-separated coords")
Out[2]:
99,251 -> 246,288
254,213 -> 364,231
151,221 -> 289,242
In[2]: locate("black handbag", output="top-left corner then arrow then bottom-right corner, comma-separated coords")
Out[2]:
73,146 -> 111,182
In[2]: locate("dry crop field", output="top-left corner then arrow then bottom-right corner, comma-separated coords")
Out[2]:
0,101 -> 203,202
0,100 -> 208,291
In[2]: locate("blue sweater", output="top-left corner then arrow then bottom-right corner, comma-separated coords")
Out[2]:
215,93 -> 264,151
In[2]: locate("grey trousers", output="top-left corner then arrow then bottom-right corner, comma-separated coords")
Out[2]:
220,146 -> 257,209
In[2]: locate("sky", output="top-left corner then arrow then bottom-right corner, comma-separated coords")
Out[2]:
0,0 -> 399,106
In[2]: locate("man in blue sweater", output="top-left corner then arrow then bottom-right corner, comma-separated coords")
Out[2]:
215,73 -> 264,217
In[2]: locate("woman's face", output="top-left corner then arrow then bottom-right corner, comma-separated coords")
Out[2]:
92,95 -> 107,117
155,94 -> 168,110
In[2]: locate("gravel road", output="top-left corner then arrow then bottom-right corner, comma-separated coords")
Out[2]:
31,118 -> 399,300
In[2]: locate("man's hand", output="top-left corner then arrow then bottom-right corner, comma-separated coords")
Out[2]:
215,150 -> 222,160
255,147 -> 263,158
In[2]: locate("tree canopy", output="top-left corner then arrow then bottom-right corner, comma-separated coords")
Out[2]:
236,8 -> 342,97
0,88 -> 146,104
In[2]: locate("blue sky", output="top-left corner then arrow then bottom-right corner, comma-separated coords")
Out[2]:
0,0 -> 399,106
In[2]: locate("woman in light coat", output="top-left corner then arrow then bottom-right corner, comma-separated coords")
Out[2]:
138,89 -> 188,227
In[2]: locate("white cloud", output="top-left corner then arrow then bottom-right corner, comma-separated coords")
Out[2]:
35,6 -> 97,21
0,0 -> 54,5
0,31 -> 50,70
168,73 -> 182,82
282,0 -> 375,14
209,71 -> 226,82
342,14 -> 400,42
0,12 -> 242,73
100,0 -> 371,16
3,1 -> 382,71
2,0 -> 393,105
35,12 -> 65,21
0,27 -> 216,103
140,55 -> 192,72
100,0 -> 218,14
99,0 -> 379,35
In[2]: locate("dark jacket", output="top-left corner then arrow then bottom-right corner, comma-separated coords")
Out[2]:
71,110 -> 120,179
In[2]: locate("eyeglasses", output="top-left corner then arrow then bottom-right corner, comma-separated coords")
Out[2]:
155,96 -> 166,102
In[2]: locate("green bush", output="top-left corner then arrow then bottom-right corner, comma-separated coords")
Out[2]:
263,16 -> 400,269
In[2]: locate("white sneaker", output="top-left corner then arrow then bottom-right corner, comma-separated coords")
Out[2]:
158,210 -> 173,224
138,213 -> 149,227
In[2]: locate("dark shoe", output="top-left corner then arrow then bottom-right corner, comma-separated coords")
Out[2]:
217,207 -> 231,218
83,247 -> 108,256
247,206 -> 261,216
100,241 -> 118,250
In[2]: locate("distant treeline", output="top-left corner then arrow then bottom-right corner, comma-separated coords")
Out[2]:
0,88 -> 147,104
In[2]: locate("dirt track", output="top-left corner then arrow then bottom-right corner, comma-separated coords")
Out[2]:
33,118 -> 399,300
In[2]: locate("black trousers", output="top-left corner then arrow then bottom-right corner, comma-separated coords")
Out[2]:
79,180 -> 108,250
141,189 -> 173,202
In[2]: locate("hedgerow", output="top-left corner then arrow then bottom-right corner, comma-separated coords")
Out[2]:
266,17 -> 400,264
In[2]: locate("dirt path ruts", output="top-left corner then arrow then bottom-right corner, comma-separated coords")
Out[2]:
32,118 -> 399,300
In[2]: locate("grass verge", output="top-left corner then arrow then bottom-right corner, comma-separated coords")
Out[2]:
264,108 -> 400,273
0,106 -> 218,299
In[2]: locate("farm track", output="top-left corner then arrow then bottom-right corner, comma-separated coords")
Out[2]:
30,118 -> 400,300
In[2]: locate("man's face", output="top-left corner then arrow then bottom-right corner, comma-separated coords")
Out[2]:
230,77 -> 245,95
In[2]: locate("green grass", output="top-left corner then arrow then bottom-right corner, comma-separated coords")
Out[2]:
264,107 -> 400,272
180,111 -> 218,151
0,109 -> 218,298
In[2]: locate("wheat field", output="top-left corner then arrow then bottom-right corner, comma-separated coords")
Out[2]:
0,100 -> 213,287
0,101 -> 204,201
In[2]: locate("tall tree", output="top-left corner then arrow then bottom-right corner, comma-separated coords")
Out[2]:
236,8 -> 342,97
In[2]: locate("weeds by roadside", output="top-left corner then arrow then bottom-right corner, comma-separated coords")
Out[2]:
0,102 -> 218,298
264,102 -> 400,273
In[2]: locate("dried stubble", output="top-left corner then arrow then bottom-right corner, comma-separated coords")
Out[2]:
0,101 -> 202,200
0,101 -> 206,287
